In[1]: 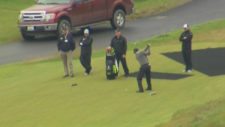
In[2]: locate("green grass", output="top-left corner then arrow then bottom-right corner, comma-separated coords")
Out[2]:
0,0 -> 34,43
0,0 -> 190,44
130,0 -> 190,19
157,98 -> 225,127
1,19 -> 225,127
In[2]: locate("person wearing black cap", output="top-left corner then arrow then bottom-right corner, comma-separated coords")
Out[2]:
179,24 -> 193,73
133,44 -> 156,95
57,25 -> 75,78
110,29 -> 129,77
79,29 -> 93,75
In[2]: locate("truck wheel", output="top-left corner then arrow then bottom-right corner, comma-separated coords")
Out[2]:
111,9 -> 126,29
21,32 -> 35,41
57,19 -> 71,36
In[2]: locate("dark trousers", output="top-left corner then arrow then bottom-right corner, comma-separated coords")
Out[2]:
80,53 -> 92,74
115,54 -> 129,75
182,50 -> 192,71
137,64 -> 152,92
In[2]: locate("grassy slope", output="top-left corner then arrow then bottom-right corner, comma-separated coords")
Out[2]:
0,0 -> 34,43
1,19 -> 225,127
157,98 -> 225,127
0,0 -> 189,44
130,0 -> 190,19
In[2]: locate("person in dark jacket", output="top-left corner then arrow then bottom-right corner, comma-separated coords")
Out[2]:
133,44 -> 156,95
57,25 -> 75,78
179,24 -> 193,73
79,29 -> 93,75
110,29 -> 129,77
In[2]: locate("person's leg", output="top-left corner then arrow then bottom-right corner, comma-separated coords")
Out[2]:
145,65 -> 152,91
60,52 -> 69,76
137,66 -> 145,92
86,53 -> 92,74
187,51 -> 192,70
83,54 -> 90,74
115,54 -> 120,68
68,51 -> 74,76
121,57 -> 129,76
80,53 -> 86,70
182,50 -> 188,71
190,51 -> 193,70
80,53 -> 90,74
115,54 -> 120,74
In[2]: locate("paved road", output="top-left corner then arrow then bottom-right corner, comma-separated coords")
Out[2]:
1,0 -> 225,65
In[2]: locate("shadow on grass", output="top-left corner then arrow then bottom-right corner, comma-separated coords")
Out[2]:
129,72 -> 192,80
162,47 -> 225,76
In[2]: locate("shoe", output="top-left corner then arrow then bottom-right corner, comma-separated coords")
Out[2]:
125,73 -> 129,77
146,88 -> 151,91
89,68 -> 92,74
84,72 -> 89,76
149,91 -> 156,96
187,70 -> 192,73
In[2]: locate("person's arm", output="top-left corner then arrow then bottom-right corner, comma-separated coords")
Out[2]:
68,33 -> 75,51
82,36 -> 93,46
79,37 -> 84,46
122,37 -> 127,55
144,44 -> 150,56
187,32 -> 193,42
90,37 -> 93,46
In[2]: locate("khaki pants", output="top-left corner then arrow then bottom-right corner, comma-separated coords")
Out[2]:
60,51 -> 74,76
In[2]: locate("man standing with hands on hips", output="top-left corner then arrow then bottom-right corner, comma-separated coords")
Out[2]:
110,29 -> 129,77
57,25 -> 76,78
79,29 -> 93,75
179,24 -> 193,73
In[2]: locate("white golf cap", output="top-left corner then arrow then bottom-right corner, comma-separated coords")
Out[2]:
183,24 -> 189,29
84,29 -> 89,34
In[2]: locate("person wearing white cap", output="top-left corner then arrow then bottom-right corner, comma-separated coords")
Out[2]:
79,28 -> 93,75
179,24 -> 193,73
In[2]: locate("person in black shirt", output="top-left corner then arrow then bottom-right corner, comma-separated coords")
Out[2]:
79,29 -> 93,75
110,29 -> 129,77
57,25 -> 75,78
179,24 -> 193,73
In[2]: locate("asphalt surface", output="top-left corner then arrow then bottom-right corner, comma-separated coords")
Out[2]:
1,0 -> 225,65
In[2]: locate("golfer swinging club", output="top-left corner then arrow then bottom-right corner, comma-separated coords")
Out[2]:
133,44 -> 156,95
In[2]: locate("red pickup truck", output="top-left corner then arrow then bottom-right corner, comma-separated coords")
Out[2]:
18,0 -> 134,40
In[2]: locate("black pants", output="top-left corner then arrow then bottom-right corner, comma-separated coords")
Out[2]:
115,54 -> 129,75
137,64 -> 152,92
80,53 -> 92,74
182,50 -> 192,71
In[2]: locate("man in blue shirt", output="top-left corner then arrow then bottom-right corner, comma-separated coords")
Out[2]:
57,25 -> 75,78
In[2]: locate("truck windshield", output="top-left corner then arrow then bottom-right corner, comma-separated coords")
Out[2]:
37,0 -> 71,4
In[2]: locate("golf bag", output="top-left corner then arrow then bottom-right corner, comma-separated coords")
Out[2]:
105,47 -> 119,80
